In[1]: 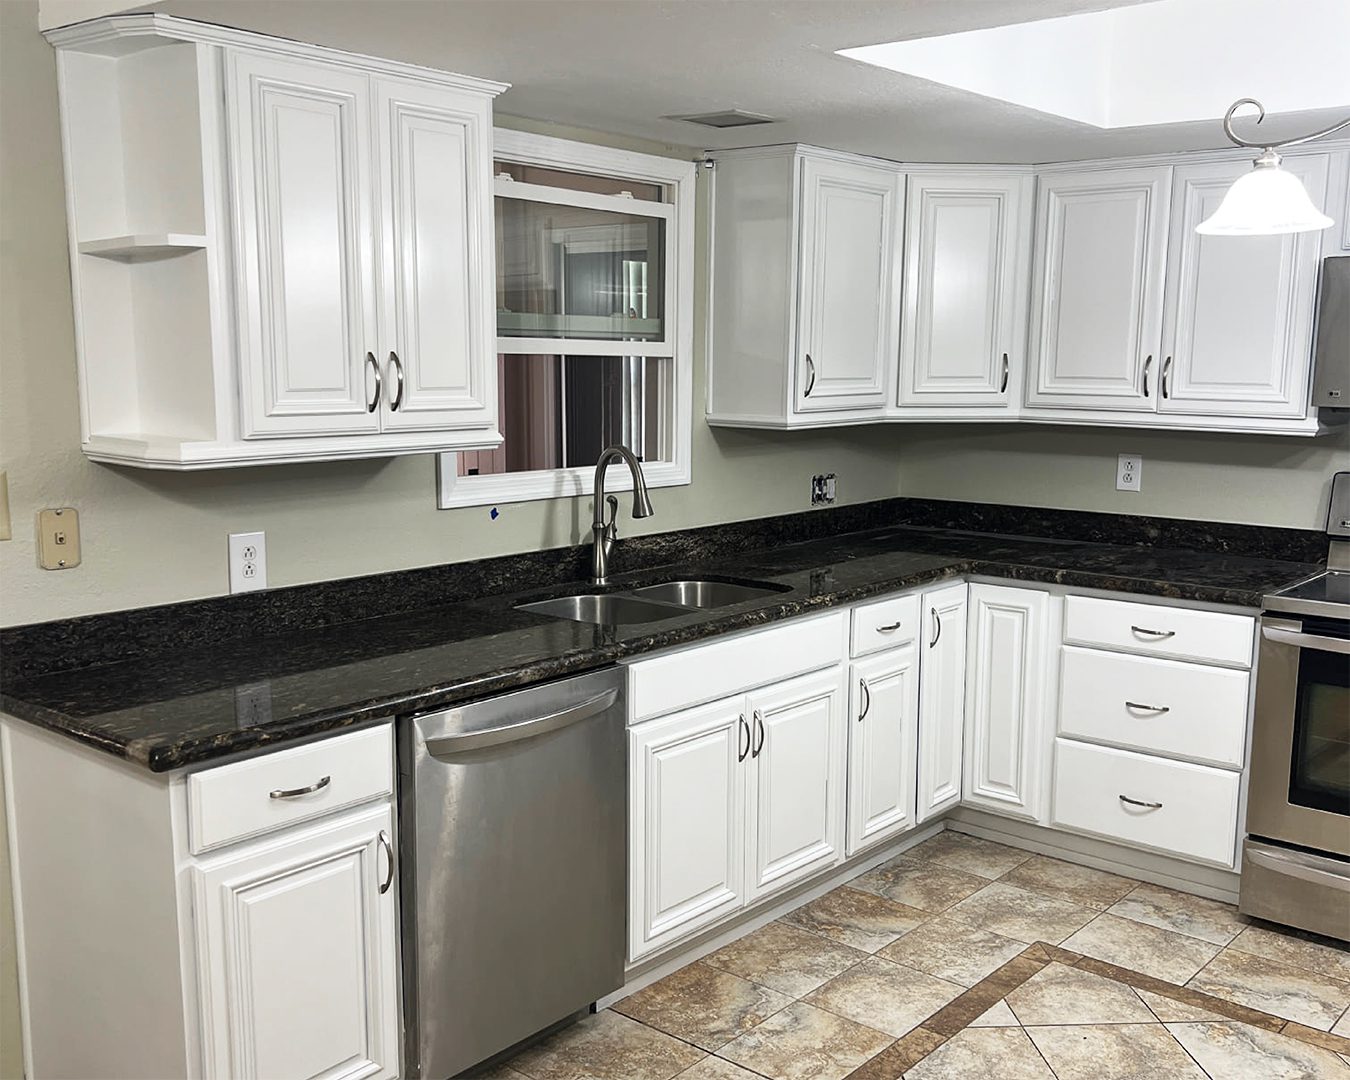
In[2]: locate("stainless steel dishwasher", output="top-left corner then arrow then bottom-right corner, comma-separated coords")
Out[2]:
398,667 -> 627,1079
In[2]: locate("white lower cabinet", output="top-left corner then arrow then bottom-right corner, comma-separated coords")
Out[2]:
917,583 -> 967,823
962,583 -> 1050,822
193,803 -> 401,1080
628,696 -> 747,962
846,645 -> 919,856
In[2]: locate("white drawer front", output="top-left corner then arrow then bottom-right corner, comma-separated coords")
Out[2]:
1058,646 -> 1249,768
187,724 -> 393,854
851,592 -> 921,657
1052,738 -> 1240,867
1063,595 -> 1254,668
628,613 -> 846,723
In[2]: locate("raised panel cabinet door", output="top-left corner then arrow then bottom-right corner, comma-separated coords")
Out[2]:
899,173 -> 1032,407
795,156 -> 903,414
963,584 -> 1049,822
226,51 -> 380,438
192,804 -> 399,1080
374,77 -> 497,433
1159,155 -> 1329,418
628,697 -> 747,961
745,667 -> 846,902
846,645 -> 919,856
917,582 -> 968,823
1026,166 -> 1171,412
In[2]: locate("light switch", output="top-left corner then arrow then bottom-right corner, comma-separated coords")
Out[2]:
37,507 -> 80,569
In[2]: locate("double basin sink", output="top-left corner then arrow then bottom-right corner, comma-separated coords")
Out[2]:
517,578 -> 790,626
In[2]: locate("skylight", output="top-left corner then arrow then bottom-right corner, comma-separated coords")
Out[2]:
838,0 -> 1350,129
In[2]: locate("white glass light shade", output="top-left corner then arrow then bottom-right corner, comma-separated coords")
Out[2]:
1197,153 -> 1333,235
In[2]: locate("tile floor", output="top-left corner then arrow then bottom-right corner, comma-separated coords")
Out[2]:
474,831 -> 1350,1079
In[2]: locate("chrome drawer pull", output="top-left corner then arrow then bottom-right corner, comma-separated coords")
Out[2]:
269,775 -> 331,800
1119,794 -> 1163,810
1124,701 -> 1170,715
875,621 -> 902,633
1130,625 -> 1176,640
377,829 -> 395,894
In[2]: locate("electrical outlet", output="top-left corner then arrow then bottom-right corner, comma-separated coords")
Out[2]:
228,531 -> 267,593
1117,453 -> 1142,492
811,473 -> 837,505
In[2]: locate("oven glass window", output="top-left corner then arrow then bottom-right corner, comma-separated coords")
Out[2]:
1289,629 -> 1350,816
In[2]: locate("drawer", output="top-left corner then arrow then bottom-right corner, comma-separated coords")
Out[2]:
628,612 -> 845,723
186,724 -> 393,854
1052,738 -> 1240,867
1063,595 -> 1254,668
851,592 -> 921,657
1058,646 -> 1249,768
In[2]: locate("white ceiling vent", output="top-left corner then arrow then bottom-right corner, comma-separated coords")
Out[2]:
665,109 -> 776,129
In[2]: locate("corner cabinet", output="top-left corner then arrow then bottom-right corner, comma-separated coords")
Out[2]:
917,582 -> 967,822
47,14 -> 506,468
707,145 -> 903,428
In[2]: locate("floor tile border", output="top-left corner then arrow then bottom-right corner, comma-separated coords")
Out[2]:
841,941 -> 1350,1080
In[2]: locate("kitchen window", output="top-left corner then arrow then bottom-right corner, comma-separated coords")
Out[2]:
437,131 -> 695,508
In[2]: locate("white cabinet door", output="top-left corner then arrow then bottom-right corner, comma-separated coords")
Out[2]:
899,173 -> 1031,407
1159,155 -> 1328,419
629,696 -> 747,961
374,77 -> 497,433
963,584 -> 1049,822
227,51 -> 380,438
917,582 -> 967,823
746,668 -> 846,901
846,646 -> 919,855
193,804 -> 399,1080
1027,167 -> 1171,412
795,156 -> 903,414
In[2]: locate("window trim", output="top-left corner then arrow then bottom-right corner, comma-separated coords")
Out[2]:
437,128 -> 696,510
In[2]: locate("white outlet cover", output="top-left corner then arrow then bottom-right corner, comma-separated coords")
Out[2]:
228,531 -> 267,593
1117,453 -> 1142,492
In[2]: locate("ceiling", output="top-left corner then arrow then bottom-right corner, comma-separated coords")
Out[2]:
41,0 -> 1350,164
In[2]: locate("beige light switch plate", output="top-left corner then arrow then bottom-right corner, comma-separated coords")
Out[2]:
37,507 -> 80,569
0,471 -> 10,541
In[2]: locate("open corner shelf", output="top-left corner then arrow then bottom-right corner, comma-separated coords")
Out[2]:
77,233 -> 208,261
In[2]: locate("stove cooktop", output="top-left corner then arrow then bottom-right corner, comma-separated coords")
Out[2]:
1265,570 -> 1350,619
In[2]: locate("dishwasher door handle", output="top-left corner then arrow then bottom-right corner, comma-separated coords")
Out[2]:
424,688 -> 619,757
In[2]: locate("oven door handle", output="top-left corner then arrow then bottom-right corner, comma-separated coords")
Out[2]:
1261,625 -> 1350,655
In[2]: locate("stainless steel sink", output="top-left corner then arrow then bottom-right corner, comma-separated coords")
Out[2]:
516,593 -> 689,625
629,579 -> 787,609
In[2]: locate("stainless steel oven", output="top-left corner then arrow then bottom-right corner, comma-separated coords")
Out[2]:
1241,473 -> 1350,941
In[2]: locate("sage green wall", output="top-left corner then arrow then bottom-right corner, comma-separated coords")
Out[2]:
895,424 -> 1349,531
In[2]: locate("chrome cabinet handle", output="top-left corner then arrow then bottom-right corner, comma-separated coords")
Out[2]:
388,351 -> 405,411
1130,625 -> 1176,640
377,829 -> 395,895
1142,354 -> 1152,398
875,621 -> 902,634
858,678 -> 871,722
1125,701 -> 1170,715
1161,355 -> 1172,400
737,714 -> 750,762
365,352 -> 382,413
752,710 -> 764,757
804,354 -> 816,397
1119,794 -> 1163,810
999,353 -> 1009,393
269,775 -> 331,800
929,608 -> 942,648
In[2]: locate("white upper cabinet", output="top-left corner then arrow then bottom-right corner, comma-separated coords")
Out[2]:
963,584 -> 1050,823
795,156 -> 904,414
898,172 -> 1033,410
375,77 -> 495,433
917,582 -> 967,824
47,15 -> 506,468
708,145 -> 903,428
228,53 -> 381,438
1026,166 -> 1172,412
1158,155 -> 1329,419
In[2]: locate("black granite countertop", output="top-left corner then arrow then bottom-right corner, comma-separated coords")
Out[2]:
0,515 -> 1320,773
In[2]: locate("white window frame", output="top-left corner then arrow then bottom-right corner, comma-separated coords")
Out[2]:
437,129 -> 695,509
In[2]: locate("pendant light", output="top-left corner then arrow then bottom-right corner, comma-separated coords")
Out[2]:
1198,99 -> 1350,235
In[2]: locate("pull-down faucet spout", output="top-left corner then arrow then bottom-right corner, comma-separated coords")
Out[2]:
591,445 -> 653,585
